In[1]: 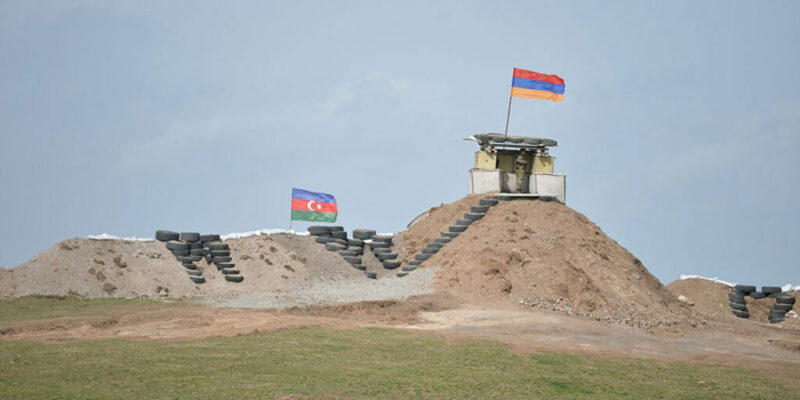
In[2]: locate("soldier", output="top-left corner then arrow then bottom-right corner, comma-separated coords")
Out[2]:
514,149 -> 528,193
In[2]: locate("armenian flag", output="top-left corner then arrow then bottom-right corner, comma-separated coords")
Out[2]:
291,188 -> 338,222
510,68 -> 565,102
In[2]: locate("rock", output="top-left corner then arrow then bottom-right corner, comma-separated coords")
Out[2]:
677,295 -> 694,306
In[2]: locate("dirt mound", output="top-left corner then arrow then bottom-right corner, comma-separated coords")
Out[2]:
394,194 -> 484,260
0,234 -> 362,299
668,278 -> 800,326
399,197 -> 691,326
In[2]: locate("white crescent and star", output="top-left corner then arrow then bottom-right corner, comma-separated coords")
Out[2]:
306,200 -> 323,211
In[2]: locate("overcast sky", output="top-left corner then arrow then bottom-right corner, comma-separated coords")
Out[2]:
1,1 -> 798,286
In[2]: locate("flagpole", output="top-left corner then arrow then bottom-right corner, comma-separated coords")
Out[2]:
504,94 -> 513,136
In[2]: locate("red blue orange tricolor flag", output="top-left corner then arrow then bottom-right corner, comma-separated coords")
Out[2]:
510,68 -> 565,102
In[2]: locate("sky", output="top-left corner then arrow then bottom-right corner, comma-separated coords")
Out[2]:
1,1 -> 798,286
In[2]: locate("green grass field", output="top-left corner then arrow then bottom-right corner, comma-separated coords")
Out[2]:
1,298 -> 798,399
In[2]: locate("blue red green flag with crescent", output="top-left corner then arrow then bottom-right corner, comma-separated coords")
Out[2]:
291,188 -> 338,222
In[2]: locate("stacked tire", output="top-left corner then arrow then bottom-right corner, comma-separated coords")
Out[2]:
309,226 -> 371,276
402,197 -> 497,276
769,290 -> 795,324
156,230 -> 205,284
729,284 -> 754,318
371,235 -> 400,271
207,241 -> 243,283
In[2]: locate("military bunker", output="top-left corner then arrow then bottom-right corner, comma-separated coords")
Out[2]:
467,133 -> 566,203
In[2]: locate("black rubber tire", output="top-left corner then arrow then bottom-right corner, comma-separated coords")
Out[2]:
776,294 -> 796,305
199,234 -> 220,242
378,253 -> 398,261
401,265 -> 417,272
464,212 -> 485,221
729,302 -> 747,311
352,229 -> 376,240
480,198 -> 500,206
347,247 -> 363,256
215,262 -> 235,270
213,256 -> 232,263
383,260 -> 401,269
329,226 -> 344,232
768,292 -> 780,299
734,284 -> 756,294
396,272 -> 408,278
364,271 -> 377,279
155,230 -> 179,242
370,242 -> 390,250
331,231 -> 348,240
325,243 -> 347,252
373,247 -> 391,255
189,275 -> 205,284
434,237 -> 452,244
210,250 -> 230,258
762,286 -> 782,294
734,289 -> 748,297
415,254 -> 430,261
442,232 -> 459,239
421,247 -> 438,255
338,250 -> 357,257
186,269 -> 202,276
188,255 -> 203,262
182,262 -> 197,270
494,194 -> 513,201
189,248 -> 204,256
224,274 -> 244,283
772,304 -> 794,312
221,269 -> 240,275
449,225 -> 468,233
372,235 -> 393,244
352,264 -> 367,271
538,196 -> 557,202
455,218 -> 473,226
308,226 -> 332,236
471,205 -> 490,213
728,293 -> 745,303
769,310 -> 787,317
166,240 -> 189,250
179,232 -> 200,242
408,260 -> 420,266
769,318 -> 784,324
171,249 -> 189,257
315,236 -> 334,244
343,256 -> 362,265
329,238 -> 347,246
202,248 -> 210,256
209,243 -> 229,251
732,310 -> 750,318
427,242 -> 443,250
749,291 -> 766,299
204,255 -> 212,264
347,238 -> 364,247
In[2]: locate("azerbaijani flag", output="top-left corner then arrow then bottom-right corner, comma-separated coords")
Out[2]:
291,188 -> 338,222
510,68 -> 565,102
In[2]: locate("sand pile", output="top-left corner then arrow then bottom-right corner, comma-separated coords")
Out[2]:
0,234 -> 363,299
398,197 -> 691,326
667,278 -> 800,327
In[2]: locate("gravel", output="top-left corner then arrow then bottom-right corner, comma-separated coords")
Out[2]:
202,267 -> 437,308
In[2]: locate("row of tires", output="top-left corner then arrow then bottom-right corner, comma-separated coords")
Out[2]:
308,226 -> 383,278
729,284 -> 796,323
403,197 -> 499,271
156,230 -> 244,284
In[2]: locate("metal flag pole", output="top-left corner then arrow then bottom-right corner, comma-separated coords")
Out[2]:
504,94 -> 513,136
288,189 -> 293,231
